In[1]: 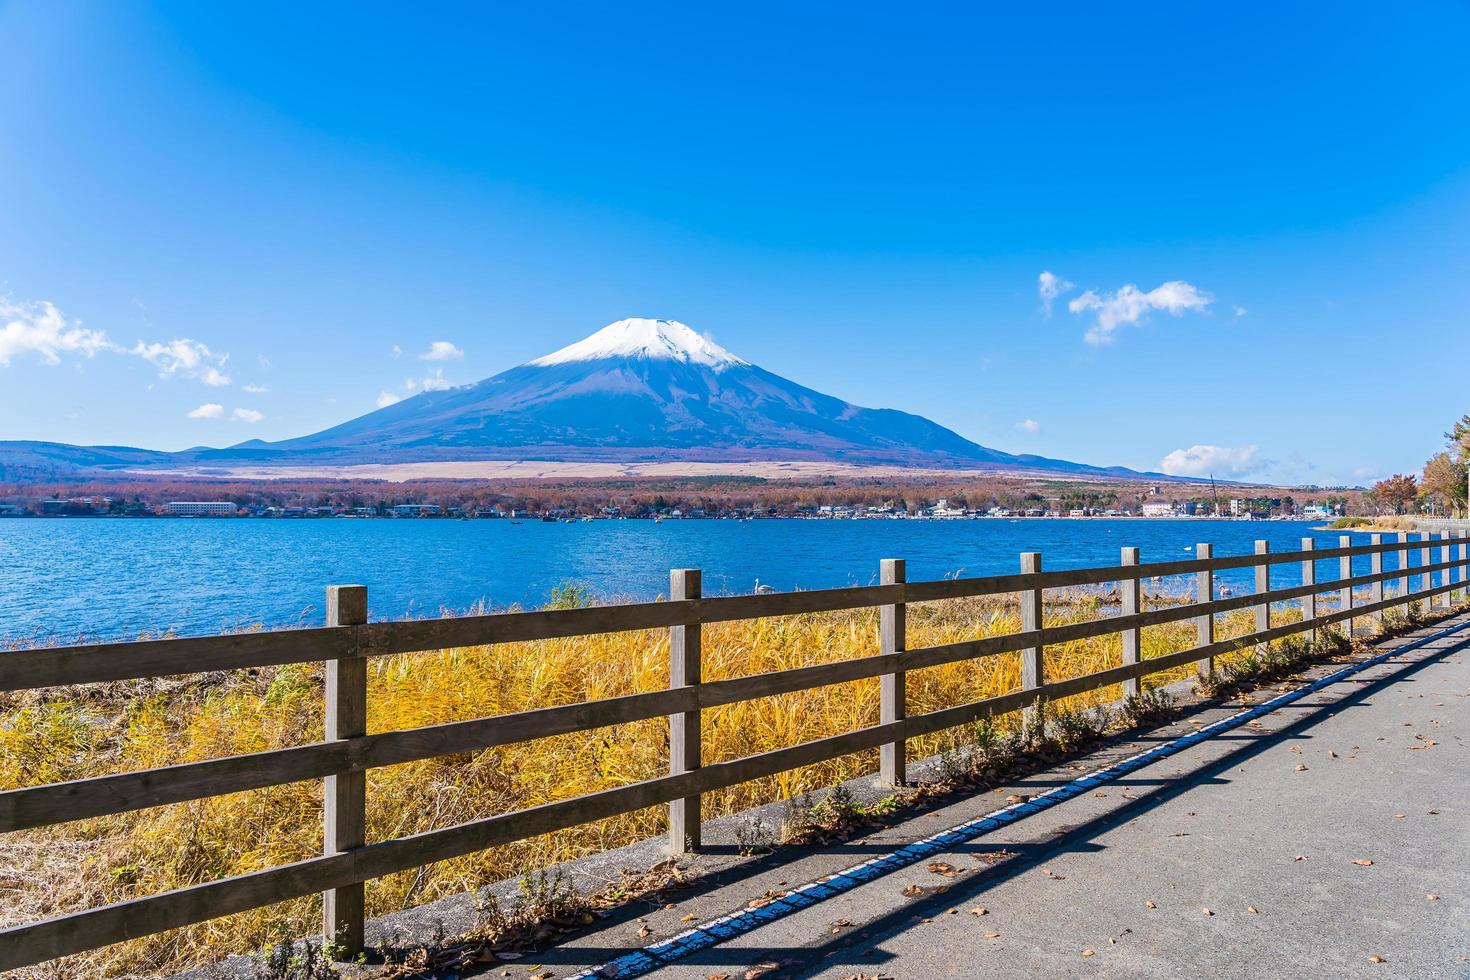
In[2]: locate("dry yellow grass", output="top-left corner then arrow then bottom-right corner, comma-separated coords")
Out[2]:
0,589 -> 1291,978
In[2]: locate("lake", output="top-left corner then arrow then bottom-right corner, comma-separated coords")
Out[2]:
0,517 -> 1398,643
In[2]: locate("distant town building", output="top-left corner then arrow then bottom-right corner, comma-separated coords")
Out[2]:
392,503 -> 441,517
1141,500 -> 1175,518
165,501 -> 237,517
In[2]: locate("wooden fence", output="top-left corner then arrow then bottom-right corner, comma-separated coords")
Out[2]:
2,530 -> 1469,971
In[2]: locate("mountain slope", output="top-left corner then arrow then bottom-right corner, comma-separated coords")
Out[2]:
0,318 -> 1156,478
261,318 -> 1109,472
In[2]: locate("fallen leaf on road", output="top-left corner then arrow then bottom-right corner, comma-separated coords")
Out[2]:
637,925 -> 651,938
1394,813 -> 1406,819
1353,859 -> 1374,867
970,907 -> 989,916
1428,809 -> 1440,815
1295,764 -> 1309,772
1247,906 -> 1259,914
707,974 -> 730,980
744,964 -> 780,979
1294,855 -> 1309,861
927,861 -> 963,877
902,884 -> 925,897
1368,954 -> 1386,964
1202,907 -> 1214,916
1042,869 -> 1066,880
1145,900 -> 1157,909
1006,794 -> 1030,804
681,913 -> 697,922
983,931 -> 1001,939
1428,894 -> 1440,901
1081,949 -> 1095,957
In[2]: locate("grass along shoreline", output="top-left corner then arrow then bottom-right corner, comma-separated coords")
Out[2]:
1,586 -> 1446,978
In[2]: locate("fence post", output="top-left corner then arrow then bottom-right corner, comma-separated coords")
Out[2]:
1339,535 -> 1354,637
1452,531 -> 1464,602
669,568 -> 702,853
1370,533 -> 1385,626
1120,547 -> 1141,698
1301,538 -> 1316,647
878,558 -> 907,787
1398,531 -> 1412,616
1195,543 -> 1214,677
1254,540 -> 1270,656
1440,533 -> 1452,608
324,584 -> 368,959
1420,532 -> 1433,611
1020,552 -> 1044,738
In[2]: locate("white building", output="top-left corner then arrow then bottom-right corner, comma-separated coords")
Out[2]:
166,501 -> 236,517
929,498 -> 968,518
392,503 -> 441,517
1141,500 -> 1175,518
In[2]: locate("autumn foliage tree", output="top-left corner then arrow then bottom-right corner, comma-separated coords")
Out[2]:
1422,452 -> 1468,517
1370,473 -> 1418,515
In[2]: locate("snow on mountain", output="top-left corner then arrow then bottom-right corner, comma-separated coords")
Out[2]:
528,317 -> 749,370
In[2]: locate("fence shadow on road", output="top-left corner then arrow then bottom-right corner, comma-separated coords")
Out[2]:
515,623 -> 1470,978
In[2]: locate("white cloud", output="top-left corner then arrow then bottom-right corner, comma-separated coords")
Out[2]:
242,384 -> 269,393
405,369 -> 454,393
1068,280 -> 1213,345
1016,418 -> 1041,434
232,407 -> 264,423
0,298 -> 115,365
377,369 -> 456,408
1233,305 -> 1247,317
419,340 -> 464,361
390,345 -> 403,359
1037,271 -> 1074,316
187,403 -> 224,419
0,296 -> 239,390
1159,444 -> 1260,478
257,354 -> 272,369
131,338 -> 232,386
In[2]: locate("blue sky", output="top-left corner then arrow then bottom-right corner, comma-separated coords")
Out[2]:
2,2 -> 1468,486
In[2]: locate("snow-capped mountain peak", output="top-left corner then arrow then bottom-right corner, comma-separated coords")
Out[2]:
528,318 -> 750,370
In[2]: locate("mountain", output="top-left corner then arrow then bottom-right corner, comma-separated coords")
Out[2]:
0,318 -> 1156,479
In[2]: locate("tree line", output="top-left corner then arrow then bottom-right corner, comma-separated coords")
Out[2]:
1365,415 -> 1470,516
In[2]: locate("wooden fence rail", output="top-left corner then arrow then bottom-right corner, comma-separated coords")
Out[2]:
2,530 -> 1468,971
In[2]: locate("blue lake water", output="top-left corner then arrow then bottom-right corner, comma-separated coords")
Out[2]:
0,518 -> 1404,643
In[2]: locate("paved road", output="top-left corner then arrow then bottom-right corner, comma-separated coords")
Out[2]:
704,623 -> 1470,978
534,615 -> 1470,980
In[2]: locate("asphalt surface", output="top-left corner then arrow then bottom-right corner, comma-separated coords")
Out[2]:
527,613 -> 1470,980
